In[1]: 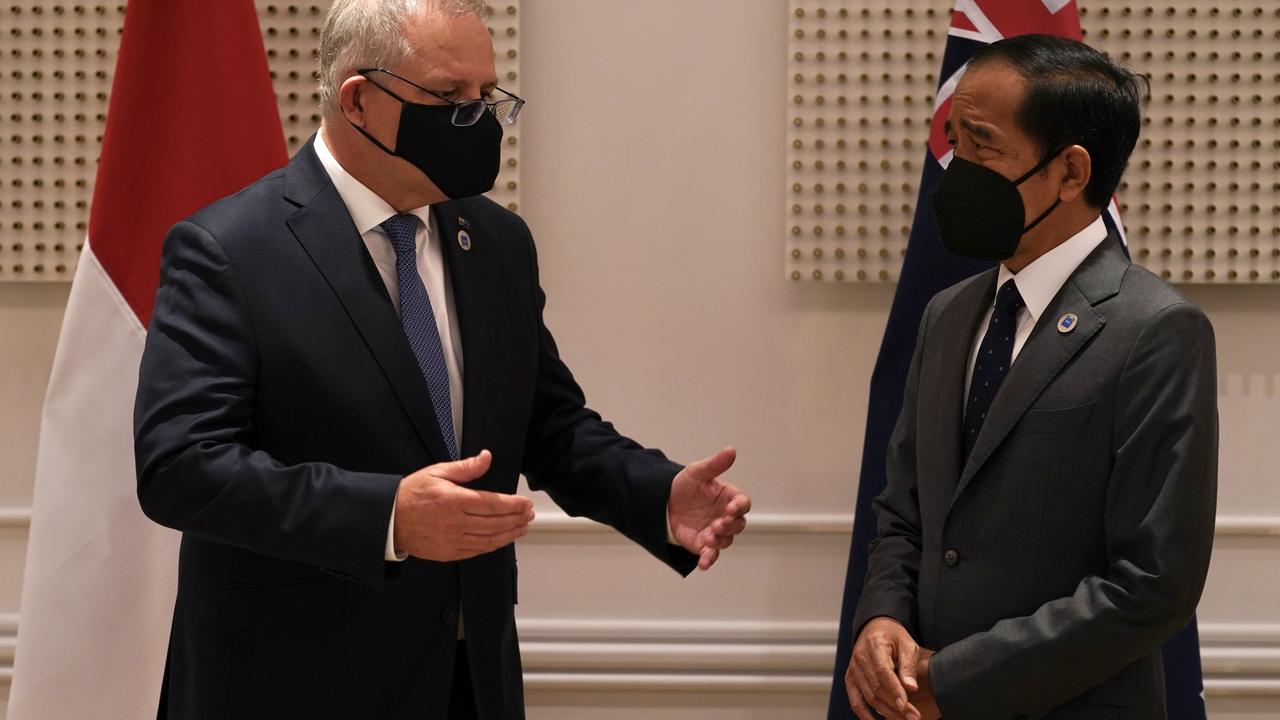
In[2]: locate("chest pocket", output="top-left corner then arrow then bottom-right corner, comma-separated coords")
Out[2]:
1017,401 -> 1095,434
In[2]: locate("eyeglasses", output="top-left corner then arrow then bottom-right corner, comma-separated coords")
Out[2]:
357,67 -> 524,127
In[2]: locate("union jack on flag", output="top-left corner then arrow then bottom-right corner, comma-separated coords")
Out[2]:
829,2 -> 1205,719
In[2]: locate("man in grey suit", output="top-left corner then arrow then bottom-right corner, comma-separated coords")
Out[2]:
844,36 -> 1218,720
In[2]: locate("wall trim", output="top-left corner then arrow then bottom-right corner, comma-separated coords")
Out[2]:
3,506 -> 1280,537
1,613 -> 15,687
0,615 -> 1277,695
522,617 -> 1280,695
0,507 -> 31,528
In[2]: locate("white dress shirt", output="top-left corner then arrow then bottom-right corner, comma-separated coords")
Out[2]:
965,215 -> 1109,392
314,134 -> 465,563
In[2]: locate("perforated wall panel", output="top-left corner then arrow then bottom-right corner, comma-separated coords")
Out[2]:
0,0 -> 521,282
786,1 -> 1280,283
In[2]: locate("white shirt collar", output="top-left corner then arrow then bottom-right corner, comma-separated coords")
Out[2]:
313,132 -> 432,236
997,214 -> 1109,323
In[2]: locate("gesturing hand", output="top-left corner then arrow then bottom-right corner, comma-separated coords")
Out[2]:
846,617 -> 934,720
667,447 -> 751,571
392,450 -> 535,562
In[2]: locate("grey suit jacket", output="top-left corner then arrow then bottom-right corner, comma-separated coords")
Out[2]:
852,234 -> 1218,719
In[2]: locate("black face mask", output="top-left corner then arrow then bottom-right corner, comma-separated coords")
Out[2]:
351,87 -> 503,200
932,149 -> 1065,262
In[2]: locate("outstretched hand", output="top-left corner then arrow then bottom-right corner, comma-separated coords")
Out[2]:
667,447 -> 751,571
393,450 -> 535,562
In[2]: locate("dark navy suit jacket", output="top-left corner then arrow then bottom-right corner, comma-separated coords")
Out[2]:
134,139 -> 697,720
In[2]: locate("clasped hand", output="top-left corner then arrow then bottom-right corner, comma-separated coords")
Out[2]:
846,617 -> 940,720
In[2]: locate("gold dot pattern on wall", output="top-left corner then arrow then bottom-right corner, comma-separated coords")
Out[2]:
0,0 -> 521,283
786,0 -> 1280,284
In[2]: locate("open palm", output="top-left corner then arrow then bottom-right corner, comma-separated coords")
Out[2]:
668,447 -> 751,570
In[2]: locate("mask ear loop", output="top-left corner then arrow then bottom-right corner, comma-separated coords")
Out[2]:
350,121 -> 399,156
1014,146 -> 1068,235
346,75 -> 403,157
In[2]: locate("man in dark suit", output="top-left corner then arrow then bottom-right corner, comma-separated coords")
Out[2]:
844,36 -> 1217,720
133,1 -> 750,718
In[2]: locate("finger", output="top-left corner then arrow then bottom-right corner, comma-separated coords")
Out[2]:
859,640 -> 901,714
871,645 -> 909,714
708,534 -> 734,551
460,488 -> 534,516
723,490 -> 752,517
433,450 -> 493,484
697,546 -> 719,570
459,523 -> 530,555
461,509 -> 535,535
854,668 -> 901,720
898,641 -> 920,694
712,516 -> 748,537
845,678 -> 876,720
684,446 -> 737,482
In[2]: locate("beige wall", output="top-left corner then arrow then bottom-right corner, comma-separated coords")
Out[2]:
1,1 -> 1277,717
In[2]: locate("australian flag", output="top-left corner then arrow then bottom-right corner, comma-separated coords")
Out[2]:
826,1 -> 1205,718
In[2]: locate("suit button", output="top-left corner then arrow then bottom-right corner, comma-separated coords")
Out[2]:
441,606 -> 458,624
943,550 -> 960,567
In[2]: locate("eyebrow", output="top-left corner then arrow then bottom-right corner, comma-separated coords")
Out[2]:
960,118 -> 995,142
942,118 -> 996,143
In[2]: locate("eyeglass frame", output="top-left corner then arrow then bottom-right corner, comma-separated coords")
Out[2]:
355,67 -> 524,127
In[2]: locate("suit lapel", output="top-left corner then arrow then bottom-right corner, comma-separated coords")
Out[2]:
435,202 -> 495,461
283,141 -> 453,462
950,234 -> 1128,506
925,271 -> 997,504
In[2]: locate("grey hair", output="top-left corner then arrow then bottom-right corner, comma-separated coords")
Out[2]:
317,0 -> 487,118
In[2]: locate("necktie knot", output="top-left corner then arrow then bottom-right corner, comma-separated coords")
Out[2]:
381,213 -> 421,259
995,279 -> 1024,316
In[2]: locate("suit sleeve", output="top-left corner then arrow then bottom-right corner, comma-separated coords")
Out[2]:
516,229 -> 699,576
849,296 -> 933,637
929,301 -> 1219,720
134,220 -> 402,587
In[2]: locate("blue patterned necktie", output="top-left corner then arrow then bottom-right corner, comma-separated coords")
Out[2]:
381,213 -> 458,460
963,279 -> 1024,459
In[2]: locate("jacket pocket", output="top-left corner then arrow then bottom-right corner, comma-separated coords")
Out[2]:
498,330 -> 538,367
1018,401 -> 1095,434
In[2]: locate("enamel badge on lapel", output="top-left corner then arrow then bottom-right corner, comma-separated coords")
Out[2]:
456,216 -> 472,251
1057,313 -> 1079,334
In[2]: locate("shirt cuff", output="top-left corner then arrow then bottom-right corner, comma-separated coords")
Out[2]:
665,511 -> 677,545
385,502 -> 409,562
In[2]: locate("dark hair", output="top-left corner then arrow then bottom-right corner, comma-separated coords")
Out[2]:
968,34 -> 1148,208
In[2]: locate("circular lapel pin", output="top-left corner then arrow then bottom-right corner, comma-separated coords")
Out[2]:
457,229 -> 472,251
1057,313 -> 1078,333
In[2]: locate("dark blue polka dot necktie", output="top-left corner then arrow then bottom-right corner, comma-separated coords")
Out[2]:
963,279 -> 1024,459
381,213 -> 458,460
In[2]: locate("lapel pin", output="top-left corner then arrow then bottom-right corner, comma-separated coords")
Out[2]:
1057,313 -> 1078,334
457,216 -> 470,229
457,229 -> 472,251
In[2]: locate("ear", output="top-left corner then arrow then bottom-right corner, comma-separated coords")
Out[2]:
1057,145 -> 1092,204
338,75 -> 369,127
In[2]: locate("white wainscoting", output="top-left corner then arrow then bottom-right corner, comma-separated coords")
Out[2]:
2,507 -> 1278,705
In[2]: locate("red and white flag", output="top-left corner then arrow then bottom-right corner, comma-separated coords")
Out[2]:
10,1 -> 285,716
